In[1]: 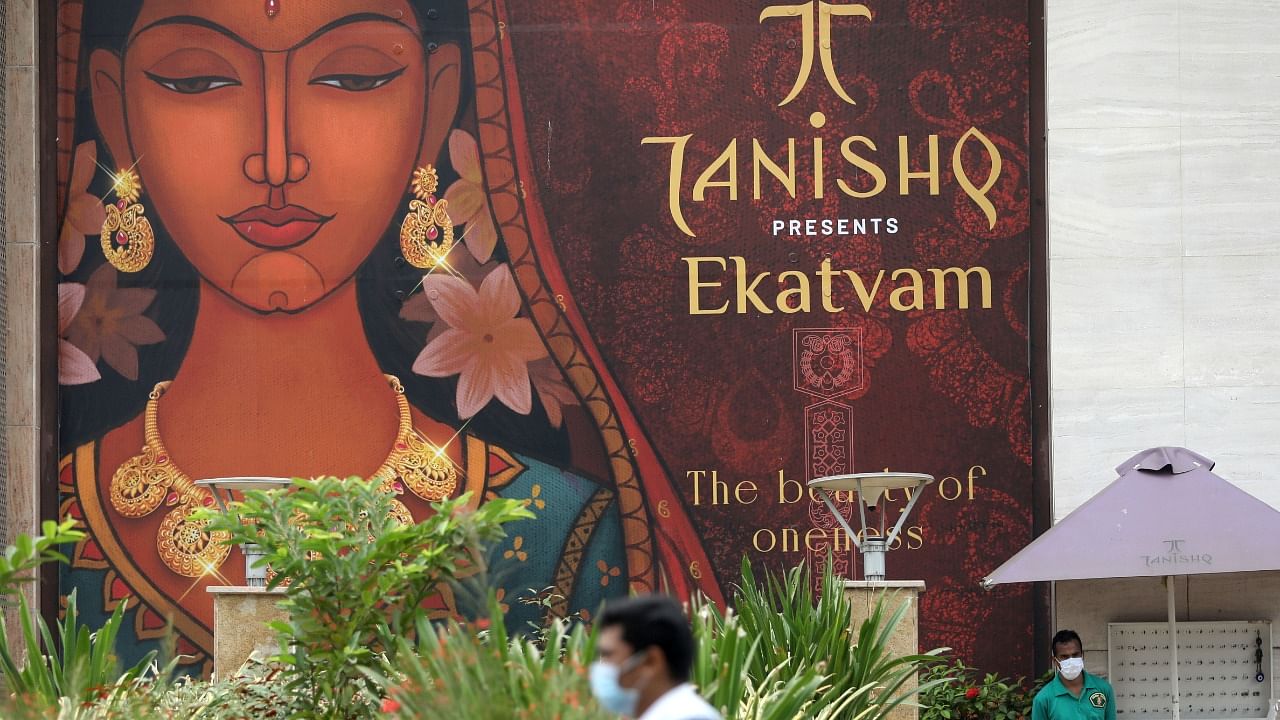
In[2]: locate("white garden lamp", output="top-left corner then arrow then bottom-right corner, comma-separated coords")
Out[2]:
806,472 -> 934,581
195,476 -> 292,587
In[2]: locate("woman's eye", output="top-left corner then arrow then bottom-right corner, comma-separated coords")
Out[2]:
310,67 -> 405,92
144,72 -> 241,94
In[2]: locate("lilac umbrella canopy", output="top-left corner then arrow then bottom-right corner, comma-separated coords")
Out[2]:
982,447 -> 1280,589
981,447 -> 1280,719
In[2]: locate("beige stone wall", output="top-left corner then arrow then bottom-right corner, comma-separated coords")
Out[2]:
1046,0 -> 1280,520
2,0 -> 41,647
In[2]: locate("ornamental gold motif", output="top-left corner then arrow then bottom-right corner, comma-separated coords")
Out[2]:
373,378 -> 459,502
111,382 -> 226,577
100,169 -> 154,272
110,444 -> 174,518
399,165 -> 455,269
113,376 -> 454,578
157,504 -> 232,578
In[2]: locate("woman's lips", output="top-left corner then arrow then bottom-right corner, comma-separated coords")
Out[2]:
220,204 -> 334,250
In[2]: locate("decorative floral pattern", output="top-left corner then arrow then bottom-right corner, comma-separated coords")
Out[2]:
503,535 -> 528,562
597,560 -> 621,587
65,264 -> 165,381
444,130 -> 499,263
411,265 -> 548,419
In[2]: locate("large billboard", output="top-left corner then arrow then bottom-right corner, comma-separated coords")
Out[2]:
53,0 -> 1035,676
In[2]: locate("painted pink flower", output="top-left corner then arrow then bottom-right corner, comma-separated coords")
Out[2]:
399,245 -> 495,331
58,283 -> 100,385
443,130 -> 498,263
66,264 -> 165,381
58,141 -> 107,275
529,357 -> 578,428
412,265 -> 547,418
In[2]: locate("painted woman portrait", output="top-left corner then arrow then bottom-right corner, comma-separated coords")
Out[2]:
54,0 -> 721,672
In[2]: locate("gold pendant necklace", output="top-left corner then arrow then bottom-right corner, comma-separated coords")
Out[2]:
109,374 -> 458,577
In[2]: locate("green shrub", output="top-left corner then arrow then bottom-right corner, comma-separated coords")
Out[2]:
200,476 -> 533,719
381,558 -> 947,720
372,597 -> 600,720
0,519 -> 158,713
919,659 -> 1053,720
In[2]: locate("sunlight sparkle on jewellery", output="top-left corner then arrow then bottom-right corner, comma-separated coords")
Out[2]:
111,169 -> 142,203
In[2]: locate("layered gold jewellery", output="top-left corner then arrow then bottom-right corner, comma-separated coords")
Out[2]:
399,165 -> 455,269
109,374 -> 459,577
100,168 -> 155,273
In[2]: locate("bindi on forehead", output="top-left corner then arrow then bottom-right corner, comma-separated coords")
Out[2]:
132,0 -> 421,52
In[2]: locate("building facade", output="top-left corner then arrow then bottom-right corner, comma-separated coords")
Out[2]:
0,0 -> 1276,686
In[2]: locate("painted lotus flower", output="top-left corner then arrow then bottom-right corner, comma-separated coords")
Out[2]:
58,283 -> 100,385
529,357 -> 577,428
58,141 -> 107,275
412,264 -> 547,419
66,264 -> 165,381
443,130 -> 499,263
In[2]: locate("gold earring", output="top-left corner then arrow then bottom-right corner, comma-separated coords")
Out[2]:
399,165 -> 454,269
100,168 -> 154,273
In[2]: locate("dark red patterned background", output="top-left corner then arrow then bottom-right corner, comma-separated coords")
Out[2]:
504,0 -> 1034,677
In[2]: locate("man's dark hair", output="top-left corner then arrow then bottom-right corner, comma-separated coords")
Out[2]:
1051,629 -> 1083,655
599,595 -> 695,682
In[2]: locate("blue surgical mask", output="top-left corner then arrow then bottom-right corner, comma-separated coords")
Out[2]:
590,654 -> 644,716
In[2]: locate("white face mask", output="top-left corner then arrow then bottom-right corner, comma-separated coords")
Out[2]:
1057,657 -> 1085,680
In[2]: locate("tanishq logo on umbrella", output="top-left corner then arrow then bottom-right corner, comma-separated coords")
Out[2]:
1142,539 -> 1213,568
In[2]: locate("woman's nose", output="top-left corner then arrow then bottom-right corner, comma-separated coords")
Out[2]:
243,52 -> 308,187
243,152 -> 309,186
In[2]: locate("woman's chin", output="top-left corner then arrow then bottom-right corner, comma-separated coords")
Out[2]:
228,251 -> 329,313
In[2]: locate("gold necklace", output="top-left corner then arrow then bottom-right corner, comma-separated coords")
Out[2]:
109,374 -> 458,577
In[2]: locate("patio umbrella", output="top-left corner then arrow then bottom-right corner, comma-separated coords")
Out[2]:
981,447 -> 1280,719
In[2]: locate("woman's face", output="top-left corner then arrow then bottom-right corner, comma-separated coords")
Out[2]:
91,0 -> 458,312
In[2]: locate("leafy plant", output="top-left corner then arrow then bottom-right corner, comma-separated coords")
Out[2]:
0,519 -> 84,599
0,520 -> 152,711
919,659 -> 1053,720
200,476 -> 533,720
0,589 -> 157,707
727,557 -> 947,719
373,598 -> 600,720
690,598 -> 866,720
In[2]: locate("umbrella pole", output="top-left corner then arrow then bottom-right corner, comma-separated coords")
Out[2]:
1167,575 -> 1181,720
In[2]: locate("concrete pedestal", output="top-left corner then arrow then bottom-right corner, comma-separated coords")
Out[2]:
207,586 -> 288,679
844,580 -> 926,720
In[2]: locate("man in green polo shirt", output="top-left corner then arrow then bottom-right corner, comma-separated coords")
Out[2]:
1031,630 -> 1116,720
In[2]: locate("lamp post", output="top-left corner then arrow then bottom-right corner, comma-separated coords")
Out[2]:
806,472 -> 933,581
194,477 -> 292,587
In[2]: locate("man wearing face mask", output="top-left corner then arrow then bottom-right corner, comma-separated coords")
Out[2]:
590,596 -> 721,719
1032,630 -> 1116,720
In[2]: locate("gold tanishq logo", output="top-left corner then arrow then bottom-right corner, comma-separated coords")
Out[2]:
760,2 -> 872,105
641,1 -> 1005,239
